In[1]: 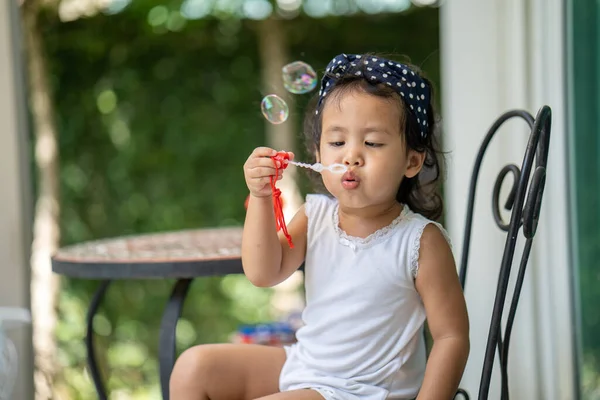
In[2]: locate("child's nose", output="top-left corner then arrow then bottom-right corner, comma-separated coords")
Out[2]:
343,149 -> 364,166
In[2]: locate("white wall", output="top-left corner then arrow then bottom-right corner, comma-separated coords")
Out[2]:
0,1 -> 34,398
440,0 -> 575,399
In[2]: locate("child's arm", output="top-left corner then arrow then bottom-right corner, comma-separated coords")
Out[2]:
415,224 -> 470,400
241,147 -> 307,287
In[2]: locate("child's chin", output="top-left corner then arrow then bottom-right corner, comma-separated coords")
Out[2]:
334,192 -> 368,207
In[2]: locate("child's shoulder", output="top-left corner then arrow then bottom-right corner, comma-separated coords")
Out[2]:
402,205 -> 440,226
400,206 -> 452,279
403,205 -> 452,249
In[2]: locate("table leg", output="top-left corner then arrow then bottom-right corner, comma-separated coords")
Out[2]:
159,278 -> 193,400
86,280 -> 111,400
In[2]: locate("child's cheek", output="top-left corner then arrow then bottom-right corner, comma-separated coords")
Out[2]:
321,173 -> 339,195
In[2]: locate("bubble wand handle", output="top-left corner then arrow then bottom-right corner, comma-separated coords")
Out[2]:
286,160 -> 346,174
286,160 -> 315,170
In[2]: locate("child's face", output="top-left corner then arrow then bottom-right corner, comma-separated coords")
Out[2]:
318,89 -> 424,210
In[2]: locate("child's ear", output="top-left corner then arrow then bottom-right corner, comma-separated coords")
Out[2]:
405,150 -> 426,178
315,149 -> 321,163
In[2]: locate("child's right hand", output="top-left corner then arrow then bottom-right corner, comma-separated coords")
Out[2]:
243,147 -> 294,198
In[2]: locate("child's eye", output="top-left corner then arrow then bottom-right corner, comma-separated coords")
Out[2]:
365,142 -> 383,147
329,141 -> 345,147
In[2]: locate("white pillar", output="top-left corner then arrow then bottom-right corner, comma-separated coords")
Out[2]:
0,1 -> 34,399
440,0 -> 575,398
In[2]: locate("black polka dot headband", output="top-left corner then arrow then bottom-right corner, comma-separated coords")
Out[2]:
316,53 -> 432,139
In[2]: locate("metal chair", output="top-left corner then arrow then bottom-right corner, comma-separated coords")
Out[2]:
454,105 -> 552,400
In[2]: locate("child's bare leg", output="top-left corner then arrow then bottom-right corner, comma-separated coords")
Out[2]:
170,343 -> 286,400
256,389 -> 325,400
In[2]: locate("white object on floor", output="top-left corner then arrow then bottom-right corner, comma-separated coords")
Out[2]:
0,308 -> 31,400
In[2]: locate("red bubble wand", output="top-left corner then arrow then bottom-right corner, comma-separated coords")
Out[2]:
270,151 -> 294,248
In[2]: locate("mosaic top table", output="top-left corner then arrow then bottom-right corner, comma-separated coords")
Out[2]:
51,227 -> 245,400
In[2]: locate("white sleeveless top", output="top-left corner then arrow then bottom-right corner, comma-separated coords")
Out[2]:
279,194 -> 448,400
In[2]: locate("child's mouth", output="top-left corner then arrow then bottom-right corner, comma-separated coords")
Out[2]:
341,172 -> 360,190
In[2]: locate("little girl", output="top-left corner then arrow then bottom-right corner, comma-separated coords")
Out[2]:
170,53 -> 469,400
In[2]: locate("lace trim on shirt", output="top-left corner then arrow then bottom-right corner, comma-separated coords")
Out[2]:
409,221 -> 452,279
332,203 -> 409,250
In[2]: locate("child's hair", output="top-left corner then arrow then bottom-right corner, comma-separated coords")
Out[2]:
303,53 -> 445,221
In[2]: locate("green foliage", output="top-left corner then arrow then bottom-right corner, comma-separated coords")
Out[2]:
41,5 -> 440,397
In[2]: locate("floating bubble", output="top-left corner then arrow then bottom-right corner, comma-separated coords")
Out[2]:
282,61 -> 318,94
261,94 -> 289,124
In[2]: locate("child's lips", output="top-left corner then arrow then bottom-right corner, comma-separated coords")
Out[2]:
342,171 -> 358,181
341,171 -> 360,189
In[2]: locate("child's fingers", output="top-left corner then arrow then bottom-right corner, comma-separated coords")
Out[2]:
252,147 -> 278,158
244,149 -> 287,197
254,176 -> 276,186
247,156 -> 286,169
247,166 -> 280,179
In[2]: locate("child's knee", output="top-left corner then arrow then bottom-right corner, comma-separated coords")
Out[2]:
171,345 -> 218,389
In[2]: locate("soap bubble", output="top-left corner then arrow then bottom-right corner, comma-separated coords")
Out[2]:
327,164 -> 347,173
261,94 -> 289,124
282,61 -> 317,94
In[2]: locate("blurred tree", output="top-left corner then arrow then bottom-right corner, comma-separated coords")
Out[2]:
256,16 -> 303,220
254,16 -> 306,318
21,0 -> 61,398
